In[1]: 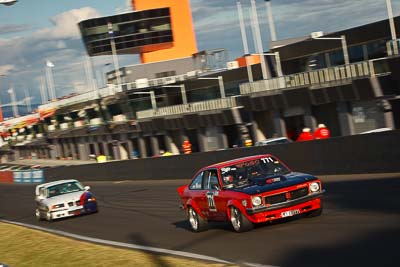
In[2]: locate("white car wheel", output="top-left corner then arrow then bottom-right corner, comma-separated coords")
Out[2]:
45,211 -> 52,221
35,209 -> 42,221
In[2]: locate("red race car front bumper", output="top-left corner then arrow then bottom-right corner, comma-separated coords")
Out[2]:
244,192 -> 324,223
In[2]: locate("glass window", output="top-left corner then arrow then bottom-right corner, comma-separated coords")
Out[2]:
329,50 -> 345,66
367,40 -> 387,59
189,172 -> 203,190
203,169 -> 219,190
47,182 -> 84,198
348,45 -> 364,63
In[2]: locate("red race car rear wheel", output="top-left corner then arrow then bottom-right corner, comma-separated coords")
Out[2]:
188,207 -> 207,232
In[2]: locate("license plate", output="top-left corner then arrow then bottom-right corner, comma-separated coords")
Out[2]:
281,209 -> 300,217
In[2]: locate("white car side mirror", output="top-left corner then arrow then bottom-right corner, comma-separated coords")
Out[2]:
84,186 -> 91,191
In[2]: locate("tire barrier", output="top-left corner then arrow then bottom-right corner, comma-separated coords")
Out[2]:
13,170 -> 45,184
44,130 -> 400,182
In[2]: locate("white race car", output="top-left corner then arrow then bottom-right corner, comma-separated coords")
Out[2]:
35,179 -> 98,221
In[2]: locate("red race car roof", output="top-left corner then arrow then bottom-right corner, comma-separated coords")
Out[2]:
204,154 -> 276,169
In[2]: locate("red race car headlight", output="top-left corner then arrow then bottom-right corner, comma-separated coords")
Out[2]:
251,196 -> 263,207
309,182 -> 320,193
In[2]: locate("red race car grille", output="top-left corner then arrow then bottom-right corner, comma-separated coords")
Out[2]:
265,187 -> 309,205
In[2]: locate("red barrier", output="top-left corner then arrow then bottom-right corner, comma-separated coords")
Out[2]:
0,171 -> 13,183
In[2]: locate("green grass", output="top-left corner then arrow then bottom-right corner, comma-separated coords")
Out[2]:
0,222 -> 234,267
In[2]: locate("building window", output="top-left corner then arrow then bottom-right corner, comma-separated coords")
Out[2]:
155,71 -> 176,78
329,50 -> 345,66
366,40 -> 387,59
348,45 -> 364,63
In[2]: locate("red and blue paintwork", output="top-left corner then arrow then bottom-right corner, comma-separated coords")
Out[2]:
80,191 -> 98,214
177,154 -> 324,231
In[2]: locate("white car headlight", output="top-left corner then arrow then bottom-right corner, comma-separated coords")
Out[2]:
309,182 -> 320,193
51,203 -> 65,210
251,196 -> 262,207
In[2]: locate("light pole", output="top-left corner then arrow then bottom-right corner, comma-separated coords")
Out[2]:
312,35 -> 350,65
252,52 -> 283,77
264,0 -> 277,42
7,87 -> 18,117
198,76 -> 226,98
39,76 -> 47,104
24,88 -> 32,113
45,60 -> 56,100
386,0 -> 398,55
236,0 -> 253,82
133,91 -> 157,110
162,84 -> 188,105
103,63 -> 111,87
108,21 -> 123,91
250,0 -> 269,80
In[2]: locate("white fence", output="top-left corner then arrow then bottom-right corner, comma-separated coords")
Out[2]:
137,97 -> 239,119
240,60 -> 375,95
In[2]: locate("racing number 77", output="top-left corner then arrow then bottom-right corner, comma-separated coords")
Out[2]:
206,192 -> 217,211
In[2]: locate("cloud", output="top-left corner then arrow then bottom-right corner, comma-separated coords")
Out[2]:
115,0 -> 132,14
190,0 -> 400,59
0,7 -> 102,105
0,24 -> 31,35
0,64 -> 15,75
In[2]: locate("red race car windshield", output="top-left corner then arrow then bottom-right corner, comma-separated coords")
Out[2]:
220,156 -> 290,188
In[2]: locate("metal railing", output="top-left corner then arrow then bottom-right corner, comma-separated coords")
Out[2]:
136,97 -> 239,119
240,60 -> 376,95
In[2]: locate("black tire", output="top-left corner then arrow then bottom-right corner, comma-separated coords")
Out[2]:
187,207 -> 207,232
306,204 -> 323,218
230,206 -> 254,232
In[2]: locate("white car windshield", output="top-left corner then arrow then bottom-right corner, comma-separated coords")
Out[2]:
47,182 -> 84,198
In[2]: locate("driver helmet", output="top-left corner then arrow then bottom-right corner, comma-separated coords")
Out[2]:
223,175 -> 234,184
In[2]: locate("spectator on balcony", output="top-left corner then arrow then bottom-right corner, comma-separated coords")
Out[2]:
314,123 -> 330,139
297,128 -> 314,142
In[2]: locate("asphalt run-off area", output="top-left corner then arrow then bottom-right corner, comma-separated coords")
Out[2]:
1,173 -> 399,267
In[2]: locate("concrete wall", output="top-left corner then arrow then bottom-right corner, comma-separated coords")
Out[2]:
44,130 -> 400,182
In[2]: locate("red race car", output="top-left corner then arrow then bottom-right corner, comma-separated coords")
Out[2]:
177,154 -> 324,232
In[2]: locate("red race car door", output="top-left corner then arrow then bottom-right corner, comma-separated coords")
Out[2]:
201,169 -> 224,220
188,171 -> 208,217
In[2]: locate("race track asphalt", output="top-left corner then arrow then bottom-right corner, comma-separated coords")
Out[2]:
1,174 -> 400,267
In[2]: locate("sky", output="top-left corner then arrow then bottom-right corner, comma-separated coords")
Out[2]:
1,0 -> 400,116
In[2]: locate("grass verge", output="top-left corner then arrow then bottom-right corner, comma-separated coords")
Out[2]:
0,222 -> 234,267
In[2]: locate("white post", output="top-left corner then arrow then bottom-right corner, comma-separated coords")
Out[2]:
250,0 -> 269,80
265,0 -> 277,42
386,0 -> 398,54
180,84 -> 188,105
237,0 -> 254,82
39,76 -> 46,104
45,67 -> 52,100
108,22 -> 123,92
149,91 -> 156,110
218,76 -> 226,98
341,35 -> 350,65
24,89 -> 32,113
48,66 -> 55,100
274,52 -> 283,77
8,87 -> 18,117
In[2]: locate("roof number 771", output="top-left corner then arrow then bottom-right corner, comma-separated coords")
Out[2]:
261,157 -> 274,163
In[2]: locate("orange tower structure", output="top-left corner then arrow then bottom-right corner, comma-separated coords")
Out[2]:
132,0 -> 198,64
